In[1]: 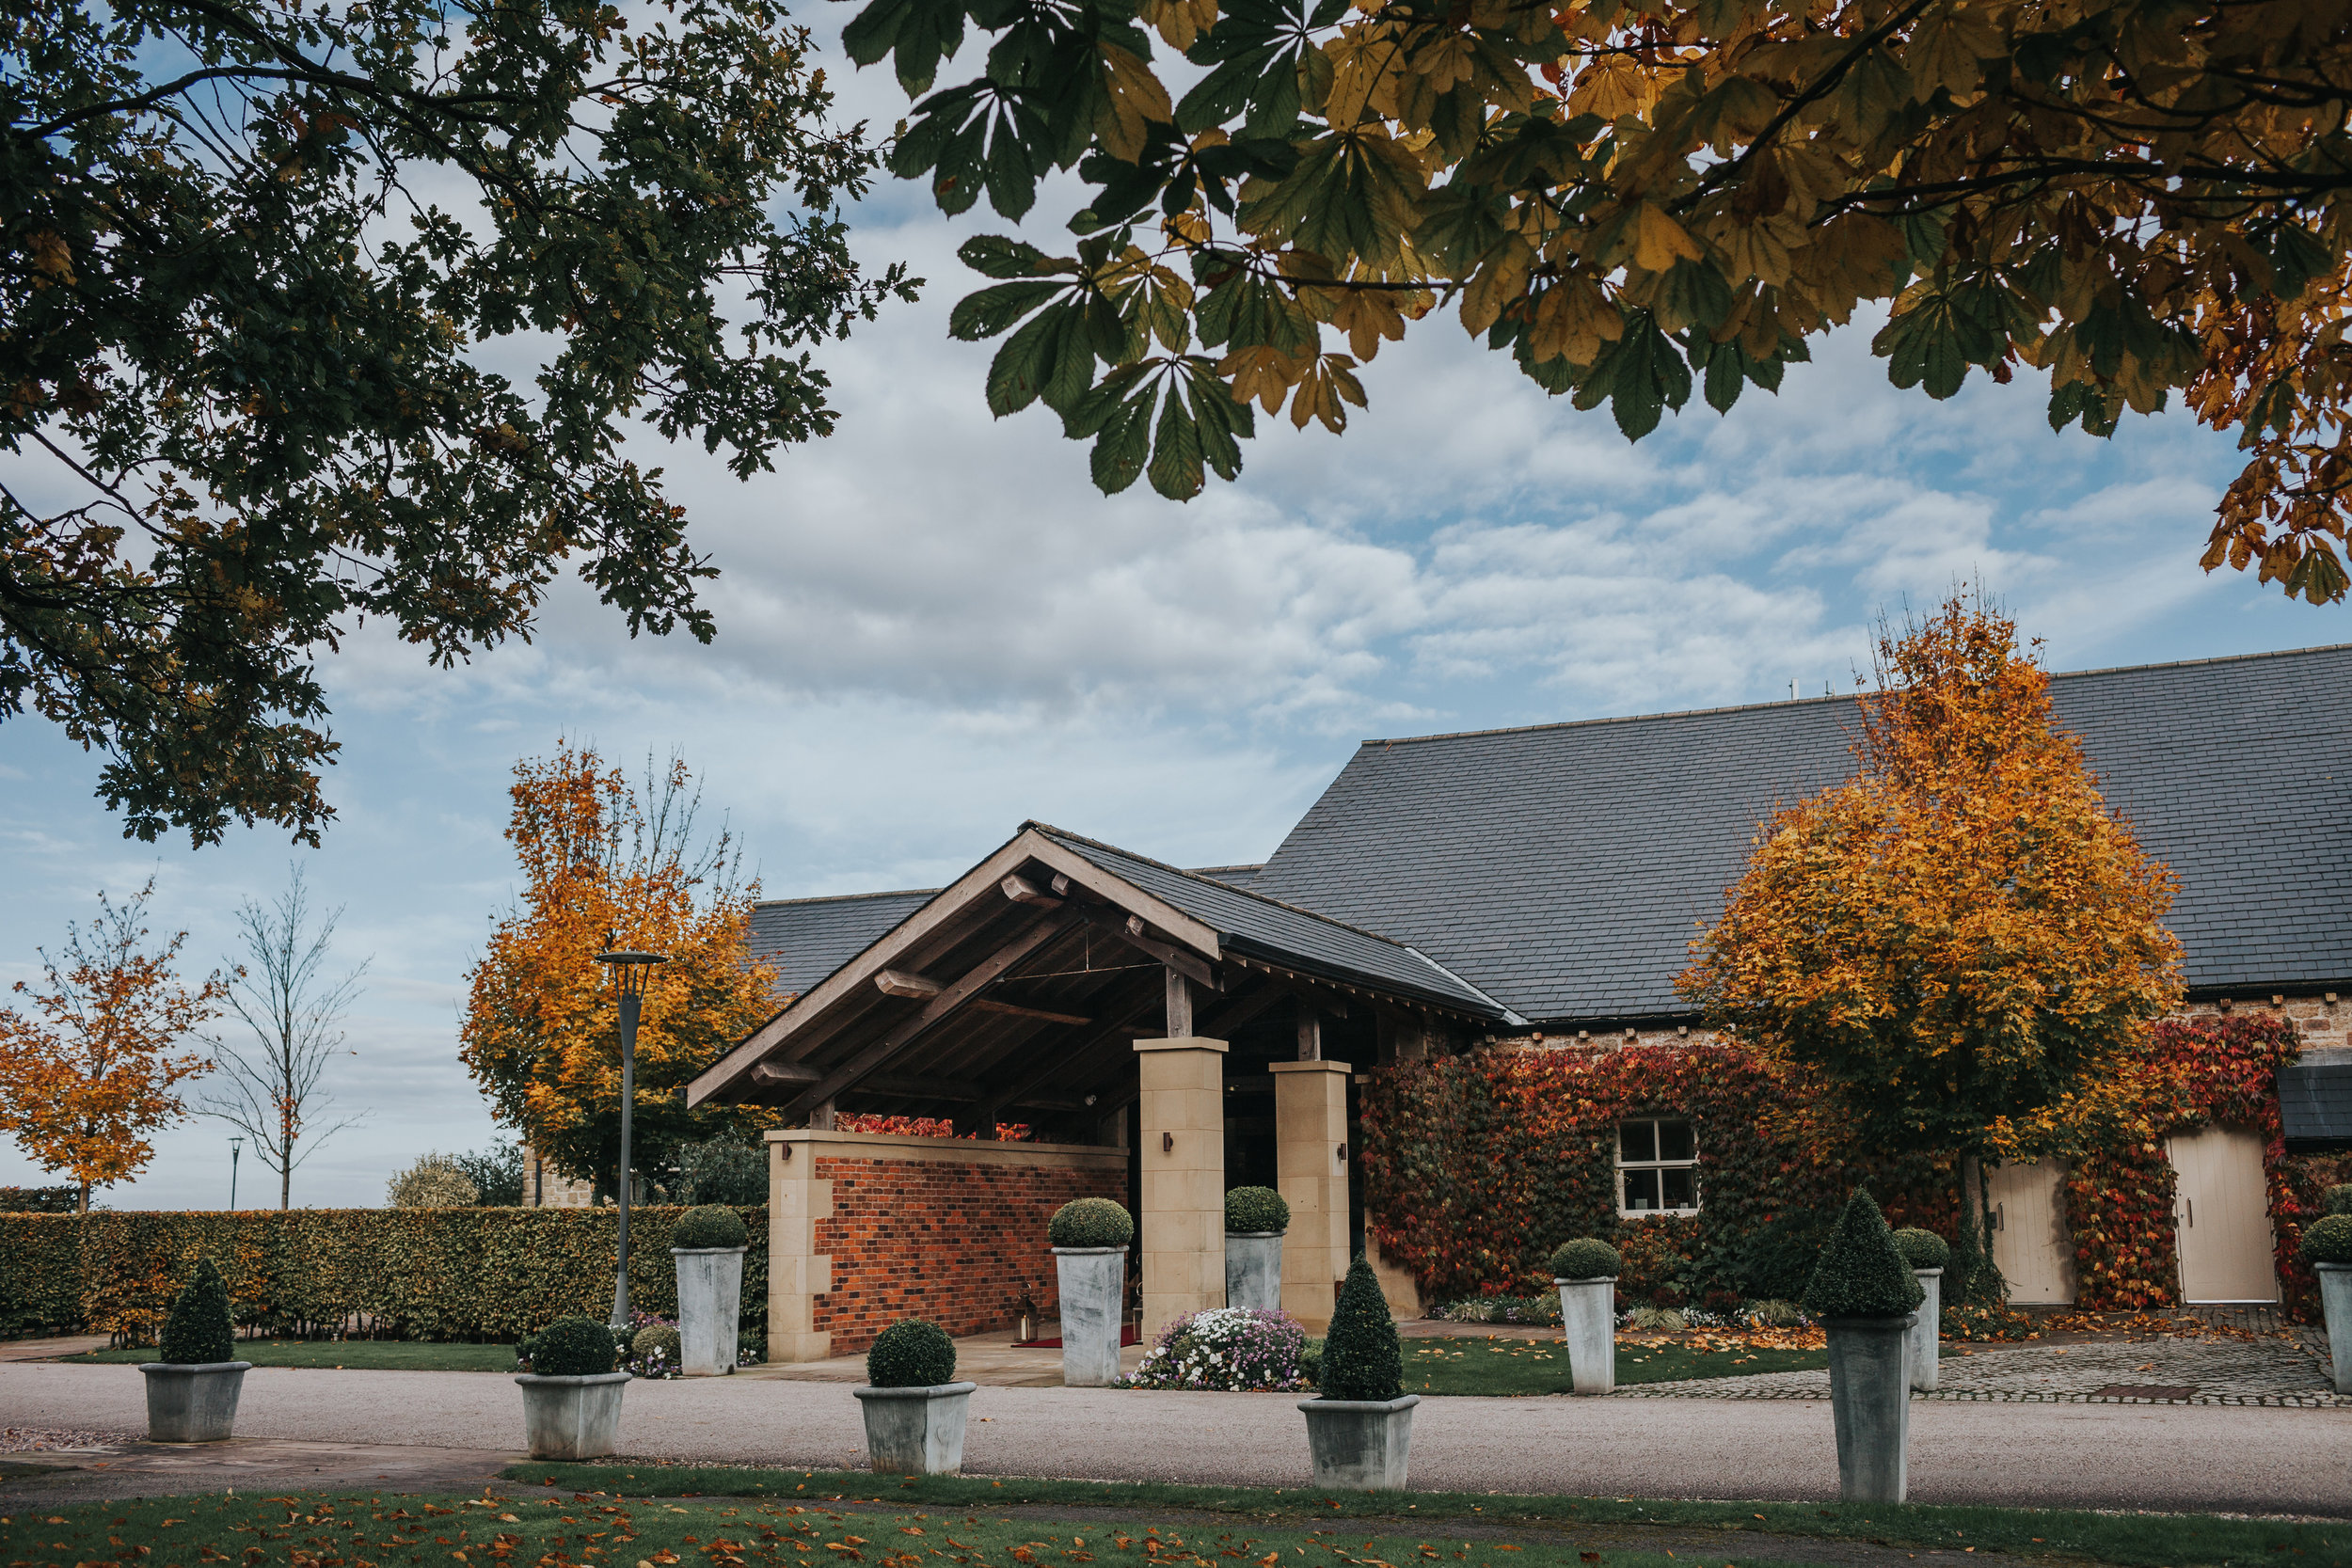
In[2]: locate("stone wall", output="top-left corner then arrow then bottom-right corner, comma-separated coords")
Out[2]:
766,1129 -> 1127,1362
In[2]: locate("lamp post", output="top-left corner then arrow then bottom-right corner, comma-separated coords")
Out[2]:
229,1137 -> 243,1211
595,944 -> 669,1328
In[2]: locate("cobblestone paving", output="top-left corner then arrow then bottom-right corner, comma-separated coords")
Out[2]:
1618,1333 -> 2345,1406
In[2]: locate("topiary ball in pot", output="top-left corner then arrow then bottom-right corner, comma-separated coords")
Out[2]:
532,1317 -> 620,1377
1890,1227 -> 1952,1271
1225,1186 -> 1290,1234
1803,1191 -> 1926,1320
866,1319 -> 957,1387
633,1324 -> 683,1367
2302,1213 -> 2352,1265
159,1257 -> 235,1366
1048,1196 -> 1134,1248
1318,1255 -> 1402,1402
2326,1184 -> 2352,1218
1549,1238 -> 1621,1280
675,1204 -> 750,1250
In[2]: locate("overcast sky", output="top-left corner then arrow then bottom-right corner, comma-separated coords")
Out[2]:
2,37 -> 2343,1209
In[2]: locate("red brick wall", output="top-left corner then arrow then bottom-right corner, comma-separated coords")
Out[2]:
812,1155 -> 1125,1354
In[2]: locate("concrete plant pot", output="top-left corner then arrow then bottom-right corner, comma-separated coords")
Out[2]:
1298,1393 -> 1420,1490
1824,1314 -> 1915,1503
1554,1275 -> 1616,1394
855,1381 -> 977,1475
1907,1269 -> 1942,1392
1226,1231 -> 1284,1313
1052,1245 -> 1126,1386
139,1360 -> 250,1443
2318,1263 -> 2352,1394
674,1246 -> 747,1376
516,1370 -> 629,1460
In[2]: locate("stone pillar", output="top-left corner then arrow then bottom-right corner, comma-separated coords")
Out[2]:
764,1130 -> 834,1363
1136,1036 -> 1228,1341
1271,1058 -> 1351,1332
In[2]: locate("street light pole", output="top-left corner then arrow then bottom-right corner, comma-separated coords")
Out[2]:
229,1137 -> 243,1211
595,943 -> 669,1329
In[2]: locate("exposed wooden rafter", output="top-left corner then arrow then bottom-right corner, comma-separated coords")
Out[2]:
969,997 -> 1092,1026
874,969 -> 943,999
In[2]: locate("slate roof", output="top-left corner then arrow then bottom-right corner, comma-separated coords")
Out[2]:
1031,827 -> 1509,1017
1250,644 -> 2352,1025
747,862 -> 1273,1001
2280,1064 -> 2352,1145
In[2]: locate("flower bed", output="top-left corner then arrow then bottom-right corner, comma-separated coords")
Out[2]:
1119,1307 -> 1311,1391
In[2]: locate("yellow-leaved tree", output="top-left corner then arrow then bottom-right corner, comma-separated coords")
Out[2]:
0,879 -> 224,1211
1679,595 -> 2185,1290
459,744 -> 780,1196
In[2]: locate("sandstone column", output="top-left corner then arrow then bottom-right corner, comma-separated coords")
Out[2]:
1271,1058 -> 1351,1331
764,1130 -> 834,1363
1136,1036 -> 1228,1341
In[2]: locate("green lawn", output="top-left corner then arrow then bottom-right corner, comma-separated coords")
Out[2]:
0,1490 -> 1745,1568
507,1464 -> 2352,1568
1401,1336 -> 1827,1396
63,1338 -> 519,1371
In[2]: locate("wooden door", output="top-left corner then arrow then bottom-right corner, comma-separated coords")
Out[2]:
1987,1159 -> 2078,1304
2168,1125 -> 2279,1303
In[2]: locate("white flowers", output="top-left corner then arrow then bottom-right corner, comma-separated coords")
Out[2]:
1120,1307 -> 1311,1392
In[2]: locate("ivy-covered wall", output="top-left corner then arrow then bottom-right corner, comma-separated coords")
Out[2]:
1362,1022 -> 2319,1317
0,1205 -> 767,1344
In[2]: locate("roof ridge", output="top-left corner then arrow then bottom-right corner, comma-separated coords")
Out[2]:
1355,641 -> 2352,750
753,887 -> 942,909
1024,821 -> 1434,957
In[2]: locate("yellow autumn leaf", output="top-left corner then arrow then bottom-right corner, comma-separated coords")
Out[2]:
1097,42 -> 1173,162
1630,203 -> 1704,274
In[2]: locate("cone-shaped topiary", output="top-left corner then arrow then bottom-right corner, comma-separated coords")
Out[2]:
1891,1227 -> 1952,1271
674,1204 -> 749,1249
1224,1186 -> 1290,1234
2326,1184 -> 2352,1218
2302,1213 -> 2352,1264
866,1319 -> 957,1387
1317,1255 -> 1403,1402
158,1257 -> 235,1366
1804,1191 -> 1927,1320
1548,1238 -> 1621,1279
530,1316 -> 620,1376
1048,1196 -> 1134,1248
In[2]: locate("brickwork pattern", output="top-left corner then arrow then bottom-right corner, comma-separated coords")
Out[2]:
811,1155 -> 1124,1355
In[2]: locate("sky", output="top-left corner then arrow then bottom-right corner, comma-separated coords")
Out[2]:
1,35 -> 2343,1209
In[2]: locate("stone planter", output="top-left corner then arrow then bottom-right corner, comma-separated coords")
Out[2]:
139,1360 -> 250,1443
1053,1245 -> 1126,1386
1554,1275 -> 1616,1394
1298,1394 -> 1420,1490
1824,1314 -> 1915,1503
2318,1263 -> 2352,1394
674,1246 -> 747,1376
1907,1269 -> 1942,1393
1226,1231 -> 1283,1313
855,1382 -> 977,1475
516,1370 -> 629,1460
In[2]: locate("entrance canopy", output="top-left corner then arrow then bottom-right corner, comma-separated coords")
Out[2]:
687,823 -> 1514,1137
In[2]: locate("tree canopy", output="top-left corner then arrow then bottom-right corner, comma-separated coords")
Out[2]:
1677,595 -> 2183,1168
458,742 -> 780,1193
850,0 -> 2352,599
3,0 -> 914,846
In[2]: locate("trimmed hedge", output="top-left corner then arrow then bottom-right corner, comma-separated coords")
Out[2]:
675,1205 -> 749,1249
530,1317 -> 618,1376
158,1258 -> 234,1365
1048,1197 -> 1133,1249
866,1319 -> 956,1387
1318,1256 -> 1402,1402
1548,1238 -> 1621,1280
1804,1192 -> 1925,1320
0,1186 -> 77,1214
1224,1187 -> 1290,1234
0,1205 -> 766,1345
1890,1227 -> 1952,1271
2300,1213 -> 2352,1265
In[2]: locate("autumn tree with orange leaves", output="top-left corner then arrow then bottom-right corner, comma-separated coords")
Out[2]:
1680,596 -> 2184,1275
0,879 -> 225,1211
460,744 -> 780,1196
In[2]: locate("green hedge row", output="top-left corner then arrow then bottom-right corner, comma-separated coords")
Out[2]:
0,1206 -> 767,1345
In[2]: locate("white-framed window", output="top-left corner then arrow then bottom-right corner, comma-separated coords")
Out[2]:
1617,1117 -> 1700,1214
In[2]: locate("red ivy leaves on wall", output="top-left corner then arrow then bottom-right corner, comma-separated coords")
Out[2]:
2066,1015 -> 2307,1317
835,1113 -> 1032,1141
1358,1042 -> 1955,1305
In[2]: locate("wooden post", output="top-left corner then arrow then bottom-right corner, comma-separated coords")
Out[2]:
810,1101 -> 836,1132
1296,1006 -> 1322,1062
1165,967 -> 1195,1037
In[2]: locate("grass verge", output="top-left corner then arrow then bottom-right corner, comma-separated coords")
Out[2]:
61,1339 -> 518,1371
0,1487 -> 1750,1568
1402,1338 -> 1827,1396
499,1462 -> 2348,1567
